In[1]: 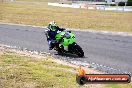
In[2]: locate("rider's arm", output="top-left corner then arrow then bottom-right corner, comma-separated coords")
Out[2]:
57,26 -> 65,31
45,28 -> 52,41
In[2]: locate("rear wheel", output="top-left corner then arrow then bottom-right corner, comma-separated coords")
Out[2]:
55,44 -> 64,55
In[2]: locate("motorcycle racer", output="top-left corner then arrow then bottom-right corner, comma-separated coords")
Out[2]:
45,21 -> 65,50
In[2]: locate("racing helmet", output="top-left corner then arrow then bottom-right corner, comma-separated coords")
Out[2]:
49,21 -> 57,31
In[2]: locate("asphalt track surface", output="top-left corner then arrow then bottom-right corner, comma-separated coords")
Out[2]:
0,23 -> 132,74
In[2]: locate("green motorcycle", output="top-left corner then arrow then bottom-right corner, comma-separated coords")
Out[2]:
54,30 -> 84,57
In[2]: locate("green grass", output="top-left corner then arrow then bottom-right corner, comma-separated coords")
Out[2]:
0,1 -> 132,32
0,52 -> 83,88
107,83 -> 132,88
16,0 -> 55,2
0,50 -> 132,88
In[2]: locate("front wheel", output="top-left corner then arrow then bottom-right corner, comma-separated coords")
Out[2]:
74,44 -> 84,57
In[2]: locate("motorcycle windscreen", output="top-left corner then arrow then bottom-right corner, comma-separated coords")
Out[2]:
61,33 -> 75,46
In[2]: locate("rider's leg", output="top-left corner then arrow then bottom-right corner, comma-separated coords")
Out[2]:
48,39 -> 54,50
